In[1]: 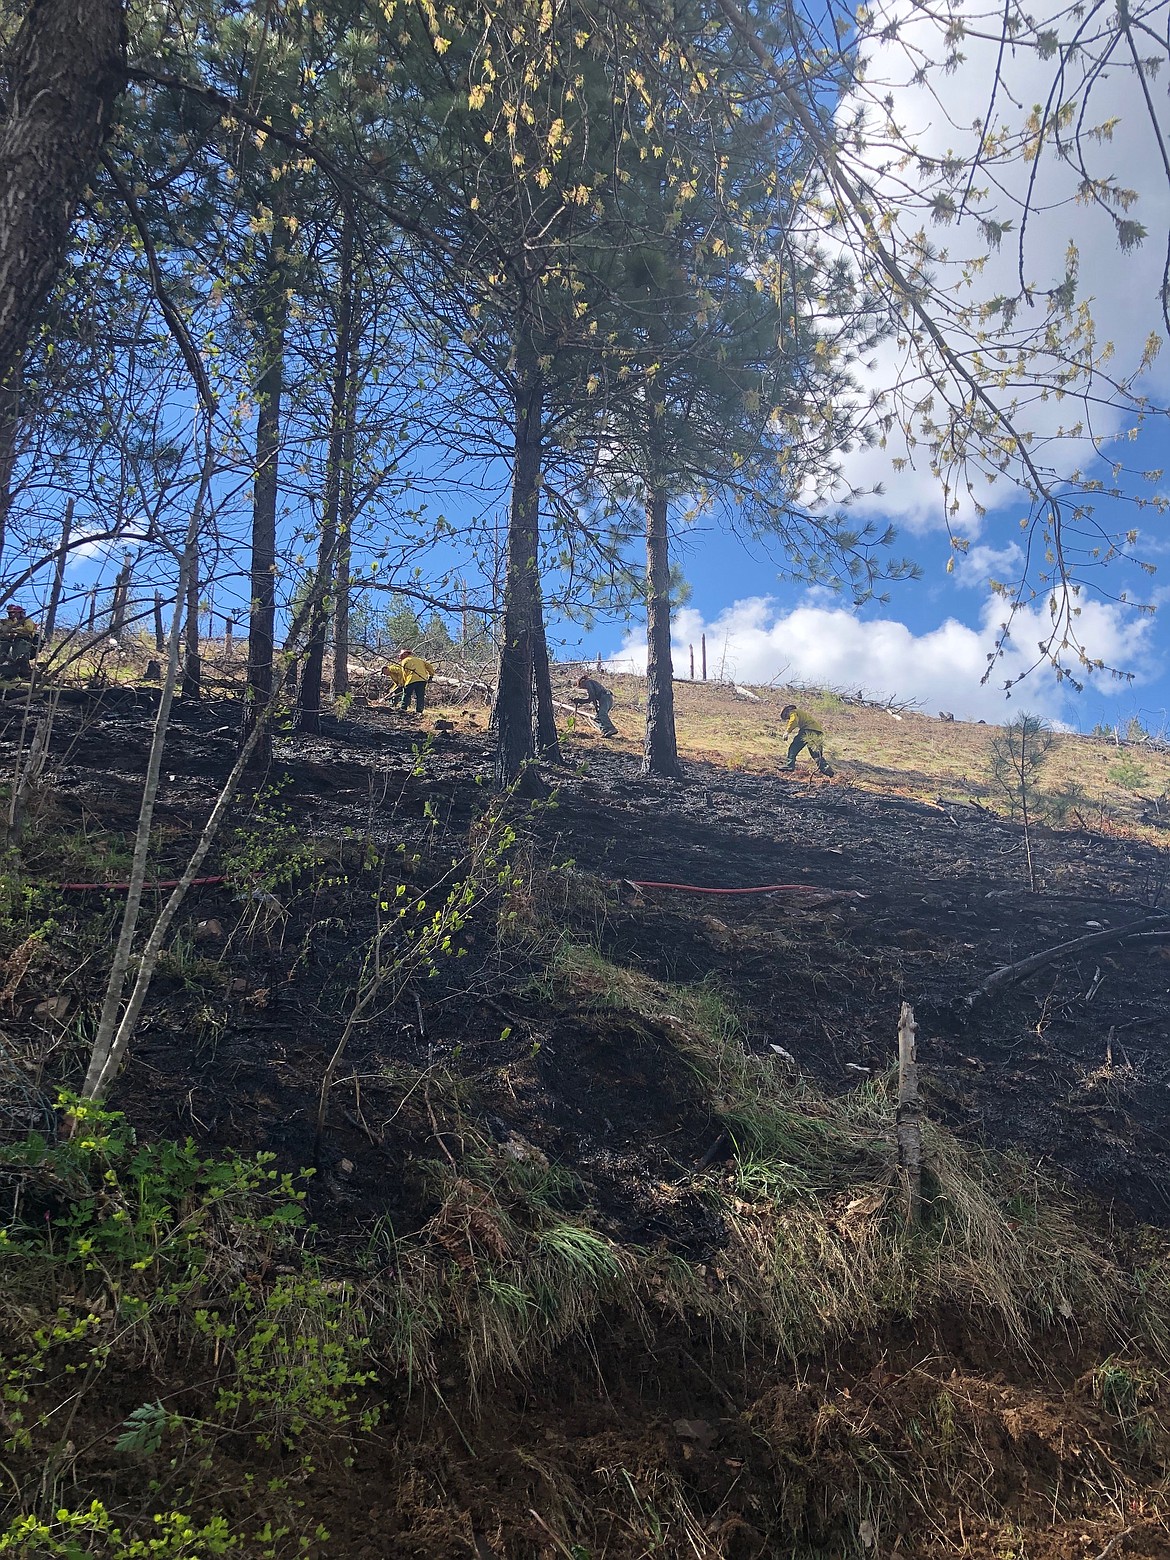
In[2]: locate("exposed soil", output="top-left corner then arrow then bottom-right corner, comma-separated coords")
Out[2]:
2,687 -> 1170,1558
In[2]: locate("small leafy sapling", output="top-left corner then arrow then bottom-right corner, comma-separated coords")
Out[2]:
989,713 -> 1057,892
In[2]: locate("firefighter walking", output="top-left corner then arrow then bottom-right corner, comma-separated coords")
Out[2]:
779,703 -> 834,776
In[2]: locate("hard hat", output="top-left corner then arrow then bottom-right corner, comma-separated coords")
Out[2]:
6,605 -> 25,618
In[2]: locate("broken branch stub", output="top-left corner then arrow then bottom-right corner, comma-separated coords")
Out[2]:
897,1001 -> 923,1226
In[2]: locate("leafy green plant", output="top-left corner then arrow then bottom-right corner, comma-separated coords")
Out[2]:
0,1101 -> 372,1545
314,793 -> 531,1157
114,1400 -> 170,1455
222,779 -> 324,899
0,1503 -> 242,1558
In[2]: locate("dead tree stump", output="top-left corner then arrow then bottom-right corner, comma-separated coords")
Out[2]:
896,1001 -> 922,1225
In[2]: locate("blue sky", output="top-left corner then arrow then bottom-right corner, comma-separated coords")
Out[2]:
34,0 -> 1170,738
581,0 -> 1170,735
577,403 -> 1170,731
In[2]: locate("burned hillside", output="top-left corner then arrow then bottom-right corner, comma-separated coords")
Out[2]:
1,679 -> 1169,1558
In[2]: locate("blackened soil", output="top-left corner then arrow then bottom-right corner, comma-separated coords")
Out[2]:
3,691 -> 1169,1239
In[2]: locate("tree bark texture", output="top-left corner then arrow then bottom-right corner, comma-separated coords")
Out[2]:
110,557 -> 130,635
183,541 -> 200,698
533,601 -> 561,761
243,248 -> 289,763
299,215 -> 354,732
331,281 -> 360,698
0,0 -> 127,389
493,341 -> 544,789
0,372 -> 23,568
42,497 -> 72,649
643,481 -> 682,777
332,514 -> 352,694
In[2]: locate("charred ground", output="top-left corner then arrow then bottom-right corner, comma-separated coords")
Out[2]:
2,679 -> 1170,1559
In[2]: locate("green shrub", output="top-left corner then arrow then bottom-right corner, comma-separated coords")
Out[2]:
0,1102 -> 371,1549
0,1503 -> 240,1558
1108,752 -> 1150,791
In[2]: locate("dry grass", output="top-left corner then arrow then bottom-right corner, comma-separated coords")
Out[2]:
60,637 -> 1170,838
358,944 -> 1170,1555
435,671 -> 1170,841
517,945 -> 1170,1374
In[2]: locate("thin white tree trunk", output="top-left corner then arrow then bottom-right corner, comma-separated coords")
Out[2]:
82,502 -> 202,1098
83,699 -> 270,1100
79,512 -> 345,1103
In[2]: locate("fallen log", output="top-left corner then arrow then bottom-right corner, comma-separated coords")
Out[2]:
964,914 -> 1170,1006
430,673 -> 493,704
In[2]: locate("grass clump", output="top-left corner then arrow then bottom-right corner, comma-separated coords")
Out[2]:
369,1135 -> 633,1396
1091,1357 -> 1170,1460
542,943 -> 1170,1366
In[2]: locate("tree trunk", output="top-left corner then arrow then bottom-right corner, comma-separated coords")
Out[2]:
183,542 -> 201,698
110,556 -> 131,635
299,215 -> 353,733
332,283 -> 360,699
643,480 -> 682,777
243,244 -> 290,764
0,0 -> 127,389
0,373 -> 23,568
533,601 -> 561,761
333,531 -> 351,695
492,339 -> 544,790
42,497 -> 72,651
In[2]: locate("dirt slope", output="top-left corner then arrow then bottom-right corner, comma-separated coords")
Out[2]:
2,679 -> 1169,1559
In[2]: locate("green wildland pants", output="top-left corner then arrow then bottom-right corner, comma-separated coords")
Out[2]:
785,730 -> 833,775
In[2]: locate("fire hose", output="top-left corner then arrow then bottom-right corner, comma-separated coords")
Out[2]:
622,880 -> 817,895
59,875 -> 226,893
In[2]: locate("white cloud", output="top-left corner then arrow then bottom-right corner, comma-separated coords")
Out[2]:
609,593 -> 1159,724
65,540 -> 113,569
827,0 -> 1170,532
952,543 -> 1025,590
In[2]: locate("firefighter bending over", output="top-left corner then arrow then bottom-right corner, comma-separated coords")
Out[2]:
779,703 -> 834,776
575,674 -> 617,737
0,605 -> 40,680
397,648 -> 435,714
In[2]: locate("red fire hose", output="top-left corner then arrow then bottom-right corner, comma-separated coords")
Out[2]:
59,875 -> 226,893
623,880 -> 814,895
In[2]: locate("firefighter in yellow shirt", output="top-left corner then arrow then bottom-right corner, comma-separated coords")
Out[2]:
0,605 -> 41,679
397,648 -> 435,714
779,703 -> 834,776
